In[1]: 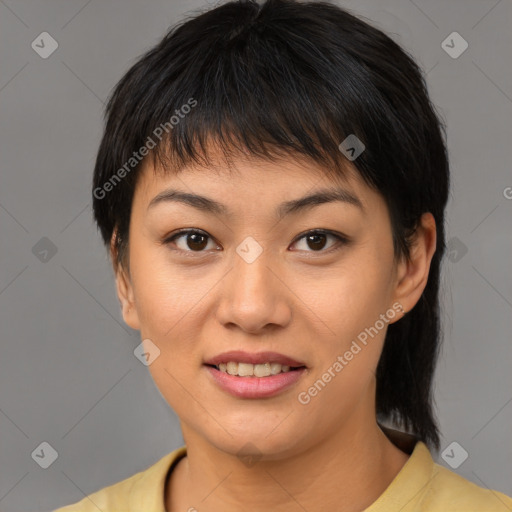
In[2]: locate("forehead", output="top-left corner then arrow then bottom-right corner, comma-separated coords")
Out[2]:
130,148 -> 392,237
135,148 -> 372,209
131,145 -> 396,231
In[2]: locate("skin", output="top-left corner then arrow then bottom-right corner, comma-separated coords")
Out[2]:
114,148 -> 437,512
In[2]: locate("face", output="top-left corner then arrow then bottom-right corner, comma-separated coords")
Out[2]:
116,150 -> 431,459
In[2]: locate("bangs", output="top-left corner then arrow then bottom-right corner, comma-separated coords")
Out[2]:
105,1 -> 391,188
149,32 -> 352,180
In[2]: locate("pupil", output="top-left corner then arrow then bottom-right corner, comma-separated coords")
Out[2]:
308,234 -> 326,250
188,233 -> 207,251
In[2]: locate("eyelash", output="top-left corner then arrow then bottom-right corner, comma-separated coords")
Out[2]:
162,228 -> 349,257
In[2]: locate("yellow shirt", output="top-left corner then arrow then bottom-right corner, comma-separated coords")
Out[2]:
53,440 -> 512,511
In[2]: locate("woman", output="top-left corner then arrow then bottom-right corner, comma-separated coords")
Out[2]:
54,0 -> 512,510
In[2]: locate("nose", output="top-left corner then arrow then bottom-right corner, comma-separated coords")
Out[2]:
215,249 -> 292,334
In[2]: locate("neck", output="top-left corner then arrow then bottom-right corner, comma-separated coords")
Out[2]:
166,410 -> 410,512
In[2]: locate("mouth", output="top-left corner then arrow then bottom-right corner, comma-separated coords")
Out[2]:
203,350 -> 307,377
203,351 -> 308,398
205,362 -> 306,377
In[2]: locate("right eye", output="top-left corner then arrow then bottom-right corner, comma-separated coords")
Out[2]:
163,229 -> 220,254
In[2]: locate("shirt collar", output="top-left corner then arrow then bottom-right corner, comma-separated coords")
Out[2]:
131,427 -> 434,512
129,446 -> 187,512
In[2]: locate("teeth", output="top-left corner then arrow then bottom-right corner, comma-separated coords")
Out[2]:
254,363 -> 270,377
215,362 -> 297,377
226,362 -> 238,375
270,362 -> 282,375
238,362 -> 254,377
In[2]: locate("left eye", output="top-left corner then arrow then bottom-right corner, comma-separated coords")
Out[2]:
163,229 -> 347,254
292,230 -> 347,253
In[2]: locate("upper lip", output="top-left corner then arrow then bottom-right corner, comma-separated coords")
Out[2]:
204,350 -> 307,367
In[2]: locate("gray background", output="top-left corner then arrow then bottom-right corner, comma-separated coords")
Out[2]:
0,0 -> 511,510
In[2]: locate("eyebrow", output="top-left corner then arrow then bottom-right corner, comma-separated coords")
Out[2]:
147,186 -> 365,219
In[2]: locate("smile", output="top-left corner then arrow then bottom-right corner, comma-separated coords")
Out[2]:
212,361 -> 304,377
204,364 -> 307,399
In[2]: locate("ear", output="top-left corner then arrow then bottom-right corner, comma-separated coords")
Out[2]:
390,212 -> 437,321
110,230 -> 141,331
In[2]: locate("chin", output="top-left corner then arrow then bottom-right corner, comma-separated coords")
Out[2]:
203,425 -> 307,461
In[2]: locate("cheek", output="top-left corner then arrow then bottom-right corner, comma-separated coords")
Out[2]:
129,248 -> 208,391
291,251 -> 391,403
131,259 -> 204,417
130,245 -> 204,338
295,252 -> 391,341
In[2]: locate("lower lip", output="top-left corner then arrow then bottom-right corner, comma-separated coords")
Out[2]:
204,365 -> 307,398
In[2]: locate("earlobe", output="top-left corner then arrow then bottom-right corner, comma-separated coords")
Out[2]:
391,212 -> 437,319
111,229 -> 141,331
115,266 -> 141,330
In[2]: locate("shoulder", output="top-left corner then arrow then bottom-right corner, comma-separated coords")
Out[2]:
52,446 -> 187,512
422,462 -> 512,511
376,428 -> 512,512
52,471 -> 140,512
